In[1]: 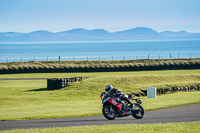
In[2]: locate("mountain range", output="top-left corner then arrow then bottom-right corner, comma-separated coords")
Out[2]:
0,27 -> 200,42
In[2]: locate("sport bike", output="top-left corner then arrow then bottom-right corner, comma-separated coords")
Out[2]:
100,92 -> 144,120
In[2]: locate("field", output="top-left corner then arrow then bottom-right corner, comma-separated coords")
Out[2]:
1,121 -> 200,133
0,70 -> 200,121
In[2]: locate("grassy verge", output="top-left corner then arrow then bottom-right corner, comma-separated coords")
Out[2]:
0,69 -> 199,79
0,58 -> 200,74
1,121 -> 200,133
0,86 -> 200,121
1,58 -> 199,68
0,70 -> 200,121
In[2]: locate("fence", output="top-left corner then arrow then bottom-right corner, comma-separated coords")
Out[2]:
1,53 -> 200,63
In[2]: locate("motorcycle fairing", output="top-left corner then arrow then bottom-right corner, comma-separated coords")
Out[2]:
108,98 -> 122,110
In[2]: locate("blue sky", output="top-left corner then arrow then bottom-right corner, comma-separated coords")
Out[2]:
0,0 -> 200,33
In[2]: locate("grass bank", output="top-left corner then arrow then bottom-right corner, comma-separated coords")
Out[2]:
0,58 -> 200,74
0,70 -> 200,121
0,69 -> 199,79
1,121 -> 200,133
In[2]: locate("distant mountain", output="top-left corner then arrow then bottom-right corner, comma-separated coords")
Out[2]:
160,30 -> 191,37
0,32 -> 25,37
28,30 -> 55,41
160,30 -> 200,39
115,27 -> 158,35
0,32 -> 29,42
56,28 -> 112,41
114,27 -> 160,40
0,27 -> 200,42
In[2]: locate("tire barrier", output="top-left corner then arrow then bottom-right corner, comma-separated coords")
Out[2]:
139,84 -> 200,97
47,77 -> 89,90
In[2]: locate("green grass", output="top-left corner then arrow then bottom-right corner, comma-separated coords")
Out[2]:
1,58 -> 199,68
0,69 -> 199,79
1,121 -> 200,133
0,70 -> 200,121
0,58 -> 200,74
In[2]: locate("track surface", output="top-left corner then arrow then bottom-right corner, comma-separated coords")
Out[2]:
0,103 -> 200,131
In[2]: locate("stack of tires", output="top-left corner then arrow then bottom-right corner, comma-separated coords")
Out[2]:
47,77 -> 89,90
47,79 -> 56,90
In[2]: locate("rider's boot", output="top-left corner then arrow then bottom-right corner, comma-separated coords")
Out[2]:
128,100 -> 133,109
130,101 -> 133,107
123,96 -> 133,109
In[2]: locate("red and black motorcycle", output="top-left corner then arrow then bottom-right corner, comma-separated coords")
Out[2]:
100,92 -> 144,120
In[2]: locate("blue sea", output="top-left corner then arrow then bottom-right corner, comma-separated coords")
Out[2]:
0,40 -> 199,62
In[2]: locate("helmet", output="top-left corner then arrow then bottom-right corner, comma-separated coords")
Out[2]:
105,84 -> 113,92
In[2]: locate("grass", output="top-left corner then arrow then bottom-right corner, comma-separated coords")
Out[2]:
0,69 -> 199,79
1,121 -> 200,133
0,58 -> 200,73
1,58 -> 199,67
0,70 -> 200,121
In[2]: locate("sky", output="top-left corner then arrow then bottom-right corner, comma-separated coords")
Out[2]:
0,0 -> 200,33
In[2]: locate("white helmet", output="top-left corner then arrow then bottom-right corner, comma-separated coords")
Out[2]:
105,84 -> 113,92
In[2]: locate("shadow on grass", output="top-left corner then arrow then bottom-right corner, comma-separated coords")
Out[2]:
26,88 -> 49,92
26,85 -> 72,92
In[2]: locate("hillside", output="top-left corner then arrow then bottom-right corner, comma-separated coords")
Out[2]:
1,27 -> 200,42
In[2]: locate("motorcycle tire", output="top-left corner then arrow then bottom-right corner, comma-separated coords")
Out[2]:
102,104 -> 117,120
132,104 -> 144,119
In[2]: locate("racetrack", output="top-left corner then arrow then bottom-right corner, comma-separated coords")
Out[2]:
0,103 -> 200,131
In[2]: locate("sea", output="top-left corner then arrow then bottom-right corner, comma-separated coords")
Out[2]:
0,40 -> 200,62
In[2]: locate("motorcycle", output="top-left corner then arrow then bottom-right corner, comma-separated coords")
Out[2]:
100,92 -> 144,120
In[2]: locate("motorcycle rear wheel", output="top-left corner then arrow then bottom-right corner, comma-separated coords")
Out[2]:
132,104 -> 144,119
102,104 -> 117,120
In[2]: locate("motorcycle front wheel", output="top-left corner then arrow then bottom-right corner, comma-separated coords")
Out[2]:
102,104 -> 116,120
132,104 -> 144,119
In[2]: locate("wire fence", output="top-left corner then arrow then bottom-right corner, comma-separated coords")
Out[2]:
1,53 -> 200,63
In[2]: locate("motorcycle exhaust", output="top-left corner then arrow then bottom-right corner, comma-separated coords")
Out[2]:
132,108 -> 140,111
122,111 -> 132,116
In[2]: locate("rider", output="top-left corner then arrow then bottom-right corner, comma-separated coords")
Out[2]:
105,84 -> 133,108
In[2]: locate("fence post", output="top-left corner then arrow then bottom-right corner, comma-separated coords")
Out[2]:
170,54 -> 172,59
190,53 -> 191,59
159,54 -> 160,59
34,57 -> 35,62
59,56 -> 61,64
148,54 -> 149,59
99,56 -> 100,61
87,56 -> 88,61
178,53 -> 179,59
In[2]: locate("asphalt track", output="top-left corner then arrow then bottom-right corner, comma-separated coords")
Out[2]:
0,103 -> 200,131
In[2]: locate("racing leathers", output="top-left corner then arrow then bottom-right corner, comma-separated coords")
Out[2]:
107,88 -> 133,109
